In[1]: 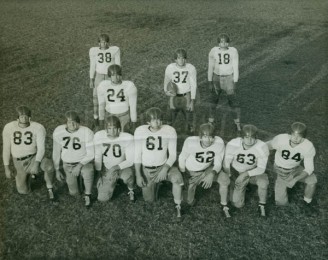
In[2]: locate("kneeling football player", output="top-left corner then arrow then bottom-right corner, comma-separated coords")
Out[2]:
179,123 -> 231,218
224,125 -> 269,217
134,107 -> 184,218
52,111 -> 94,207
2,106 -> 55,200
94,115 -> 135,202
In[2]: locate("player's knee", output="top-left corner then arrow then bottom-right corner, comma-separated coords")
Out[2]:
257,179 -> 269,189
81,164 -> 94,180
305,174 -> 317,185
218,172 -> 230,186
97,192 -> 112,202
41,158 -> 55,173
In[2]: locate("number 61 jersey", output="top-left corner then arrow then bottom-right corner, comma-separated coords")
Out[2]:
224,137 -> 269,177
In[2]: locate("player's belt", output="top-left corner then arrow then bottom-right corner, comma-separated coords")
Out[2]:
144,165 -> 163,170
275,164 -> 294,171
16,154 -> 35,161
106,110 -> 129,117
214,73 -> 232,77
176,93 -> 187,97
64,162 -> 79,166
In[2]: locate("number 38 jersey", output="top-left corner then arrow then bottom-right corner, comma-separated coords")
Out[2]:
93,131 -> 134,171
179,136 -> 225,173
134,125 -> 177,167
268,134 -> 316,175
97,80 -> 137,122
224,137 -> 269,177
52,125 -> 94,170
2,121 -> 46,164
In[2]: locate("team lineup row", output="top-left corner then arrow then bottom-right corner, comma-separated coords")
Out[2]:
2,105 -> 317,218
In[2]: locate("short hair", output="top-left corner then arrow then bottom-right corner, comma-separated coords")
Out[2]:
65,111 -> 80,124
174,48 -> 187,59
105,115 -> 121,130
16,106 -> 31,117
242,124 -> 257,138
291,122 -> 307,138
146,107 -> 162,122
217,33 -> 230,43
98,34 -> 110,43
199,123 -> 215,138
108,64 -> 122,76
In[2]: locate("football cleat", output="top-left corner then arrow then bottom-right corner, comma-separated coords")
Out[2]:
222,205 -> 231,218
258,204 -> 266,217
128,190 -> 135,202
176,204 -> 182,218
48,188 -> 55,201
84,194 -> 91,208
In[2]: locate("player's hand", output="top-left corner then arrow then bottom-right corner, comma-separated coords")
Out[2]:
56,170 -> 65,182
89,79 -> 95,89
201,171 -> 214,189
29,161 -> 40,175
165,91 -> 176,97
108,166 -> 120,182
208,81 -> 214,92
286,178 -> 297,188
155,164 -> 169,183
235,171 -> 249,185
4,166 -> 12,179
187,100 -> 194,111
71,163 -> 83,177
136,175 -> 147,187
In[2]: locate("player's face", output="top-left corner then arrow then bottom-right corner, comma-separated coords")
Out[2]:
200,133 -> 214,148
290,133 -> 304,145
106,124 -> 120,138
148,117 -> 162,131
18,113 -> 30,126
243,136 -> 256,147
110,72 -> 122,84
99,39 -> 109,49
66,119 -> 79,132
219,38 -> 229,49
175,55 -> 186,67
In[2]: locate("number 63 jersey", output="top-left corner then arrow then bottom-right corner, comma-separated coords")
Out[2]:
224,137 -> 269,177
52,125 -> 94,169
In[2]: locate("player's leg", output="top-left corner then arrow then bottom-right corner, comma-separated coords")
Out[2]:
303,174 -> 317,203
13,159 -> 30,194
97,170 -> 116,202
225,75 -> 241,132
93,73 -> 107,125
185,93 -> 195,133
119,167 -> 136,201
168,167 -> 184,217
217,170 -> 231,218
208,74 -> 221,123
118,112 -> 130,132
63,163 -> 79,196
274,176 -> 289,206
40,157 -> 56,200
141,167 -> 156,202
185,171 -> 202,205
232,172 -> 250,208
81,162 -> 94,206
251,174 -> 269,217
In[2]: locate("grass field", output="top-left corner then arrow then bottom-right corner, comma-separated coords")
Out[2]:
0,0 -> 327,259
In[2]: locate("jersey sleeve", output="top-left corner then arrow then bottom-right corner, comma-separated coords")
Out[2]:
303,144 -> 316,175
80,129 -> 94,165
2,124 -> 11,166
89,47 -> 96,79
35,124 -> 46,162
232,48 -> 239,82
248,143 -> 269,177
119,135 -> 134,169
166,128 -> 177,167
163,65 -> 171,92
190,65 -> 197,100
134,127 -> 143,164
208,48 -> 215,81
128,83 -> 138,123
114,47 -> 121,66
178,138 -> 191,171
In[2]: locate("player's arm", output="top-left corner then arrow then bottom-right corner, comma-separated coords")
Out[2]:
93,135 -> 103,172
128,83 -> 138,123
248,144 -> 269,177
2,124 -> 12,178
208,49 -> 215,83
232,48 -> 239,83
114,47 -> 121,66
52,130 -> 64,181
119,136 -> 135,169
30,125 -> 46,175
80,129 -> 95,166
89,48 -> 96,88
163,66 -> 175,97
212,142 -> 225,174
134,129 -> 146,187
223,143 -> 235,175
178,139 -> 190,173
97,83 -> 106,126
266,135 -> 279,151
189,65 -> 197,110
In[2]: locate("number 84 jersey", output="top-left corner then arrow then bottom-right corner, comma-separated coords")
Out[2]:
224,137 -> 269,177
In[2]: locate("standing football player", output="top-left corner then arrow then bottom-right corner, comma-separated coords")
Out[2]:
164,48 -> 197,133
179,123 -> 231,218
208,34 -> 241,132
224,125 -> 269,217
2,106 -> 55,200
267,122 -> 317,214
134,107 -> 184,218
89,34 -> 121,128
94,115 -> 135,202
52,111 -> 94,207
97,64 -> 137,132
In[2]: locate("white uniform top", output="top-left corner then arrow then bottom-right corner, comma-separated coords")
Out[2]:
52,125 -> 94,170
2,121 -> 46,165
208,47 -> 239,82
97,80 -> 137,122
94,131 -> 134,171
267,134 -> 316,175
164,63 -> 197,99
179,136 -> 225,173
89,46 -> 121,78
224,137 -> 269,177
134,125 -> 177,167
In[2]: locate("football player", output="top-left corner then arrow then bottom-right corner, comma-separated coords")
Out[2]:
267,122 -> 317,214
164,48 -> 197,133
89,34 -> 121,128
224,125 -> 269,217
179,123 -> 231,218
94,115 -> 135,202
97,64 -> 137,132
52,111 -> 94,207
208,34 -> 241,132
2,106 -> 55,200
134,107 -> 184,218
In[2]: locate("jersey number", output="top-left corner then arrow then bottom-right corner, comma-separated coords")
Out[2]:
173,71 -> 188,83
98,53 -> 111,63
103,144 -> 122,158
195,151 -> 215,163
146,136 -> 163,151
236,154 -> 256,165
107,89 -> 126,102
281,150 -> 301,162
218,53 -> 230,64
63,137 -> 81,150
13,131 -> 33,145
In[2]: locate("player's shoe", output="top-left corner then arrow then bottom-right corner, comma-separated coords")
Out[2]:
128,190 -> 135,202
258,204 -> 266,217
48,188 -> 55,201
221,205 -> 231,218
176,204 -> 182,218
84,194 -> 91,208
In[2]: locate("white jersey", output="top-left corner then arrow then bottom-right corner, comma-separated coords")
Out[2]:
164,63 -> 197,99
52,125 -> 94,170
208,47 -> 239,82
89,46 -> 120,78
179,136 -> 225,173
97,80 -> 137,122
94,131 -> 134,171
267,134 -> 315,175
134,125 -> 177,167
224,137 -> 269,176
2,121 -> 46,165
